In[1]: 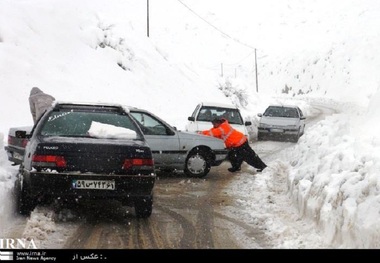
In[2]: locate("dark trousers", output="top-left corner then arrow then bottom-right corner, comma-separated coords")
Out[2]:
228,141 -> 267,170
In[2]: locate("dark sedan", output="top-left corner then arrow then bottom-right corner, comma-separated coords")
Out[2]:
14,102 -> 156,218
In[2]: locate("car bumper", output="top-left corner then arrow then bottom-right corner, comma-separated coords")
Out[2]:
4,145 -> 24,165
258,128 -> 299,136
26,171 -> 156,203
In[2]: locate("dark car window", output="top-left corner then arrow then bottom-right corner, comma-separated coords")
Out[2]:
197,108 -> 212,121
297,107 -> 304,118
130,111 -> 168,136
191,104 -> 201,119
39,110 -> 143,139
283,108 -> 299,118
197,106 -> 244,125
264,107 -> 280,117
264,107 -> 299,118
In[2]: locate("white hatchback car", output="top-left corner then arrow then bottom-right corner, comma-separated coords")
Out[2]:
185,102 -> 252,141
257,105 -> 306,142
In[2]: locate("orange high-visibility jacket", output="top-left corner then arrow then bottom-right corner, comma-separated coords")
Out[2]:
201,120 -> 247,149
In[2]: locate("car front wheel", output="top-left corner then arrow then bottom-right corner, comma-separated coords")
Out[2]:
292,128 -> 301,143
184,150 -> 211,178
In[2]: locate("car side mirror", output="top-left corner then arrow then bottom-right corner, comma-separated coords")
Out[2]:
188,116 -> 195,121
301,116 -> 306,120
245,121 -> 252,126
257,113 -> 263,117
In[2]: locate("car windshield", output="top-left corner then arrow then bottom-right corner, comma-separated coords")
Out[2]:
263,107 -> 299,118
39,110 -> 143,140
197,107 -> 244,125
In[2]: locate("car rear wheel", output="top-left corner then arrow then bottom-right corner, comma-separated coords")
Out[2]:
14,175 -> 36,216
184,150 -> 211,178
135,195 -> 153,218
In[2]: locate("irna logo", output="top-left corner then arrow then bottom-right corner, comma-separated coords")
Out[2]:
0,238 -> 37,249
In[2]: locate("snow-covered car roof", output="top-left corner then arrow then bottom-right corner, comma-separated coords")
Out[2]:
200,101 -> 239,109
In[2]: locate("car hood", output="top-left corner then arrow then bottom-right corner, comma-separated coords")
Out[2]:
260,116 -> 299,126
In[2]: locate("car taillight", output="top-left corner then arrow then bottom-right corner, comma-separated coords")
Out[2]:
122,158 -> 154,170
7,135 -> 13,145
32,155 -> 67,167
7,136 -> 28,148
21,139 -> 28,148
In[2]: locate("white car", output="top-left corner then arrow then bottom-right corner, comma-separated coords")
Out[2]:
185,102 -> 252,141
257,105 -> 306,142
128,107 -> 228,178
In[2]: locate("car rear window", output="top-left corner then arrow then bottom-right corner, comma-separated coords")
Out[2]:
39,110 -> 143,139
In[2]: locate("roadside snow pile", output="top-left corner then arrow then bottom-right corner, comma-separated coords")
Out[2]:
0,135 -> 18,236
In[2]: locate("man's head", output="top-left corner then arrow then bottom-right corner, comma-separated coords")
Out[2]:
211,117 -> 224,127
30,87 -> 42,96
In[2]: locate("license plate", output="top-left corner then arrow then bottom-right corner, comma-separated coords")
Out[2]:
72,179 -> 115,190
271,128 -> 284,133
13,152 -> 23,160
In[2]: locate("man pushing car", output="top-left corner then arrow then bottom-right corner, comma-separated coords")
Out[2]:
200,117 -> 267,173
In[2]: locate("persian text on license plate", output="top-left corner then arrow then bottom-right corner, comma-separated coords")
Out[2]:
72,179 -> 115,190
